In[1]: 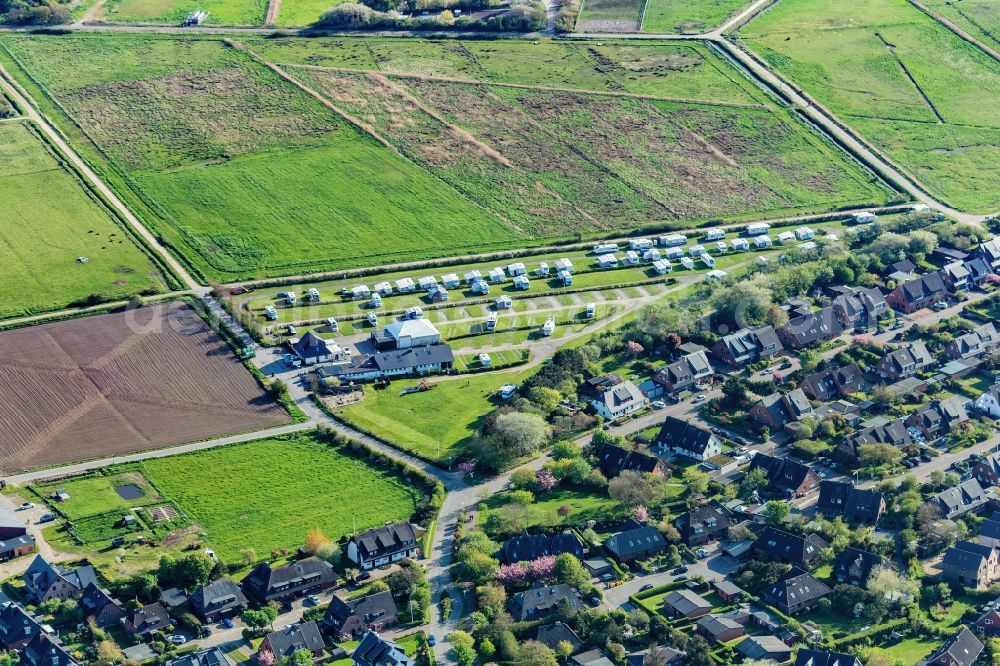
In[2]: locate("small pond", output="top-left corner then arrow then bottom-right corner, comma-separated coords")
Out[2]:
115,484 -> 143,500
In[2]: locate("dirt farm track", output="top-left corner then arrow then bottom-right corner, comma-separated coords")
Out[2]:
0,302 -> 289,475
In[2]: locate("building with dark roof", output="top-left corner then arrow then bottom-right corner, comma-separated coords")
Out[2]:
696,614 -> 745,643
21,557 -> 97,604
323,591 -> 397,640
905,397 -> 970,439
751,526 -> 827,569
292,332 -> 343,365
975,596 -> 1000,636
507,584 -> 582,622
533,622 -> 583,654
793,649 -> 861,666
347,522 -> 419,571
625,646 -> 684,666
747,454 -> 820,498
763,567 -> 830,615
662,589 -> 712,619
712,325 -> 783,367
975,452 -> 1000,487
123,602 -> 170,638
942,541 -> 999,590
242,557 -> 336,605
167,649 -> 232,666
876,341 -> 934,380
352,631 -> 413,666
980,519 -> 1000,549
0,509 -> 33,562
838,417 -> 911,460
0,602 -> 42,650
817,481 -> 885,525
736,635 -> 792,663
19,633 -> 77,666
501,532 -> 583,564
261,620 -> 325,658
595,444 -> 667,479
652,351 -> 714,395
925,626 -> 983,666
190,577 -> 248,623
653,417 -> 722,462
831,287 -> 888,327
886,271 -> 949,313
603,519 -> 667,564
800,364 -> 865,402
673,505 -> 732,546
78,583 -> 125,629
749,388 -> 814,431
933,478 -> 989,519
831,548 -> 885,586
590,380 -> 647,420
948,322 -> 999,360
777,306 -> 845,349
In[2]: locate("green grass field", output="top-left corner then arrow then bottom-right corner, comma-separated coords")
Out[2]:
100,0 -> 266,25
0,120 -> 166,319
740,0 -> 1000,212
480,487 -> 621,532
140,432 -> 421,561
922,0 -> 1000,51
33,471 -> 164,520
576,0 -> 644,32
642,0 -> 749,33
337,370 -> 534,464
276,0 -> 345,25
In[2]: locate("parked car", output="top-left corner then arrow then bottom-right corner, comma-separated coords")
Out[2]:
892,320 -> 905,330
651,401 -> 665,410
673,565 -> 689,575
169,635 -> 187,646
222,618 -> 235,629
696,548 -> 710,558
692,395 -> 706,404
19,503 -> 34,510
428,635 -> 437,647
921,453 -> 933,463
639,583 -> 655,592
307,595 -> 321,605
355,571 -> 371,582
38,513 -> 56,523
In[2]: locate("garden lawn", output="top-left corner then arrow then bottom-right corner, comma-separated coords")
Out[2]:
102,0 -> 267,24
276,0 -> 345,26
480,487 -> 621,532
740,0 -> 1000,212
0,120 -> 166,319
338,371 -> 534,464
140,432 -> 420,562
33,471 -> 163,519
642,0 -> 750,33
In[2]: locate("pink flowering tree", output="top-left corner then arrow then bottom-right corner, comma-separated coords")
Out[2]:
458,460 -> 477,476
529,555 -> 557,580
536,469 -> 557,492
633,505 -> 649,523
257,649 -> 275,666
625,341 -> 645,358
987,273 -> 1000,285
495,563 -> 529,586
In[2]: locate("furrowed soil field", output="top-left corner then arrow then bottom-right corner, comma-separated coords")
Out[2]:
740,0 -> 1000,212
642,0 -> 751,33
140,432 -> 422,562
0,120 -> 167,319
0,302 -> 289,474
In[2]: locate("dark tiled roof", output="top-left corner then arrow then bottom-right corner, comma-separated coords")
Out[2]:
534,622 -> 583,652
793,648 -> 861,666
263,621 -> 324,656
351,522 -> 417,561
353,631 -> 414,666
501,532 -> 583,564
604,521 -> 667,560
832,547 -> 884,585
19,633 -> 76,666
764,568 -> 830,611
0,602 -> 42,648
655,417 -> 719,456
324,591 -> 396,633
817,481 -> 884,523
927,627 -> 983,666
243,557 -> 335,599
752,526 -> 827,566
167,648 -> 233,666
508,584 -> 582,621
190,578 -> 246,617
748,454 -> 817,496
596,444 -> 662,478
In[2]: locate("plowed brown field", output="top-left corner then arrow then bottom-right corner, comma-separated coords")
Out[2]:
0,302 -> 289,474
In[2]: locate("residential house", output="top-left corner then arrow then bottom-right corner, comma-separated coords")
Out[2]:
713,580 -> 744,603
974,451 -> 1000,486
347,523 -> 419,571
974,385 -> 1000,419
696,614 -> 745,643
751,526 -> 827,568
875,341 -> 933,380
571,649 -> 616,666
625,646 -> 685,666
831,548 -> 885,586
501,532 -> 583,564
838,418 -> 912,460
905,397 -> 970,439
595,444 -> 667,479
662,589 -> 712,619
749,389 -> 814,431
19,633 -> 77,666
947,323 -> 999,360
21,556 -> 97,604
777,307 -> 845,349
507,584 -> 583,621
590,380 -> 647,420
817,481 -> 886,525
159,587 -> 189,612
674,505 -> 733,546
747,454 -> 820,498
242,557 -> 336,604
932,478 -> 989,519
579,374 -> 623,399
78,583 -> 125,629
261,621 -> 325,658
832,287 -> 888,327
800,364 -> 865,402
793,649 -> 861,666
604,519 -> 667,564
167,648 -> 233,666
925,627 -> 983,666
886,259 -> 916,282
886,272 -> 948,313
941,261 -> 972,291
0,602 -> 42,650
0,509 -> 33,562
943,541 -> 999,589
292,332 -> 346,365
352,631 -> 413,666
975,598 -> 1000,636
975,238 -> 1000,272
712,325 -> 783,367
763,568 -> 830,615
653,416 -> 723,462
189,577 -> 248,623
323,591 -> 397,640
652,351 -> 714,395
737,635 -> 792,664
534,622 -> 583,654
979,519 -> 1000,549
123,603 -> 170,639
964,256 -> 993,285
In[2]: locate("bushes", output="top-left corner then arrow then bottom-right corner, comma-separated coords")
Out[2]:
316,0 -> 544,30
554,0 -> 581,31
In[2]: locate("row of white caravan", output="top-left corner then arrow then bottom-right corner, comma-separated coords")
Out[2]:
592,223 -> 823,256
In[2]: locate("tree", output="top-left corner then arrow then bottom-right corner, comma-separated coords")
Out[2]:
554,553 -> 588,588
510,468 -> 536,489
479,638 -> 496,660
449,630 -> 476,666
528,386 -> 561,411
859,443 -> 902,467
438,8 -> 455,23
684,636 -> 714,666
516,641 -> 558,666
762,500 -> 790,526
291,649 -> 313,666
256,649 -> 275,666
739,467 -> 768,499
95,640 -> 122,666
657,521 -> 681,543
536,469 -> 557,492
626,341 -> 645,358
242,606 -> 278,635
867,565 -> 918,601
304,528 -> 330,555
633,505 -> 649,523
478,412 -> 551,469
764,304 -> 789,330
721,376 -> 750,405
158,552 -> 215,591
710,281 -> 773,327
682,468 -> 709,495
609,470 -> 664,508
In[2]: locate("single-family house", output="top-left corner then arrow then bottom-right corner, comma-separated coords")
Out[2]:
625,646 -> 685,666
674,505 -> 732,546
974,452 -> 1000,486
777,307 -> 845,349
571,649 -> 615,666
662,589 -> 712,619
748,454 -> 820,498
948,323 -> 999,360
887,272 -> 948,313
976,238 -> 1000,272
652,351 -> 714,395
19,633 -> 78,666
887,259 -> 917,283
817,481 -> 885,525
78,583 -> 125,629
942,261 -> 972,291
832,287 -> 888,327
944,540 -> 1000,589
323,591 -> 397,640
751,526 -> 827,568
965,256 -> 993,285
653,416 -> 722,462
22,556 -> 97,604
123,602 -> 170,639
875,340 -> 933,380
507,584 -> 583,621
838,417 -> 912,460
712,325 -> 783,367
793,650 -> 861,666
590,380 -> 646,420
933,478 -> 989,519
501,532 -> 583,564
352,631 -> 414,666
713,581 -> 744,603
763,568 -> 830,615
347,522 -> 419,571
737,635 -> 792,664
604,519 -> 667,564
979,519 -> 1000,549
975,598 -> 1000,636
831,547 -> 885,586
242,557 -> 336,605
800,364 -> 865,401
190,577 -> 247,623
580,374 -> 623,399
905,396 -> 970,439
0,602 -> 42,650
749,389 -> 814,431
167,648 -> 233,666
596,444 -> 667,479
261,621 -> 325,658
292,332 -> 343,365
925,627 -> 984,666
696,614 -> 745,643
533,622 -> 582,654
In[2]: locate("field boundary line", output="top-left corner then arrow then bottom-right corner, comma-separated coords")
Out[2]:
0,291 -> 193,331
906,0 -> 1000,63
280,62 -> 769,110
873,32 -> 945,123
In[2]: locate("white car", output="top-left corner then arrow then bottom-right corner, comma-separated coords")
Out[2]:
169,635 -> 187,646
19,503 -> 34,510
651,400 -> 665,409
696,548 -> 710,558
692,395 -> 706,404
